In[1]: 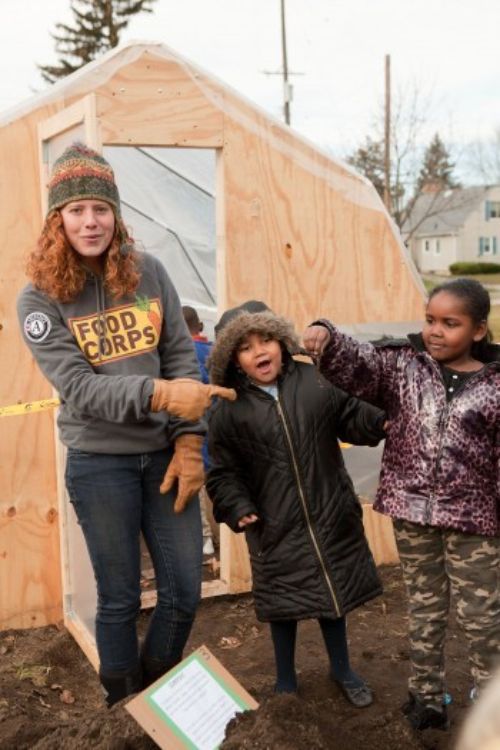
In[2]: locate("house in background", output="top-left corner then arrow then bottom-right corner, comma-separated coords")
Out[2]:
404,185 -> 500,273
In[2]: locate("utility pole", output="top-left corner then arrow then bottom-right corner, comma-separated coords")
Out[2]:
383,53 -> 392,212
281,0 -> 291,125
262,1 -> 302,124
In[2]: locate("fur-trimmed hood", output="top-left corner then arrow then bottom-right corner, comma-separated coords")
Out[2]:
209,311 -> 301,386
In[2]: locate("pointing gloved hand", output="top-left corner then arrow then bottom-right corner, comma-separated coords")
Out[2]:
160,434 -> 205,513
151,378 -> 236,421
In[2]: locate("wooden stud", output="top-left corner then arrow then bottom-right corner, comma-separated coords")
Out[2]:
362,504 -> 399,565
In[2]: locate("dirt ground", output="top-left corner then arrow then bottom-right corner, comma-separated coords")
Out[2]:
0,566 -> 473,750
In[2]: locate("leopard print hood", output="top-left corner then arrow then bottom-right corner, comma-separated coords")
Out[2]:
209,311 -> 301,386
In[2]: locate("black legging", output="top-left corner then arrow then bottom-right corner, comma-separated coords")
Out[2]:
270,616 -> 361,692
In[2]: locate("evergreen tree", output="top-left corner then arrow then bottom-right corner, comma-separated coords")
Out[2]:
39,0 -> 157,83
347,137 -> 385,199
417,133 -> 460,192
347,137 -> 406,217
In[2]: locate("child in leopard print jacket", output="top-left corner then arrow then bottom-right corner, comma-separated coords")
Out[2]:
303,278 -> 500,732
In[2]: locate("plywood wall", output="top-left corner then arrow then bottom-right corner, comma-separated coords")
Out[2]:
93,49 -> 424,327
0,46 -> 413,629
218,97 -> 423,328
97,51 -> 224,148
0,107 -> 63,628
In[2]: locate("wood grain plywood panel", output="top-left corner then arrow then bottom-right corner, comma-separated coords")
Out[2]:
0,498 -> 61,628
220,112 -> 423,330
0,114 -> 62,628
97,51 -> 224,147
362,505 -> 399,565
219,525 -> 252,595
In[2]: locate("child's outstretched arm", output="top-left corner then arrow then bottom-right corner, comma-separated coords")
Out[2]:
303,320 -> 397,407
206,408 -> 259,533
332,385 -> 387,446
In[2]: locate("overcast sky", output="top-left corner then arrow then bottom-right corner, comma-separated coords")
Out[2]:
1,0 -> 498,179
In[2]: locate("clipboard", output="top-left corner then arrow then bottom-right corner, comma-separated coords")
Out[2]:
126,644 -> 258,749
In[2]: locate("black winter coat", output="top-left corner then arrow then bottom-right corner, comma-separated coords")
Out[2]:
207,354 -> 385,622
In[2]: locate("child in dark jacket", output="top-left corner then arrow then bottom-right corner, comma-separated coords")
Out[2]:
206,303 -> 387,707
303,278 -> 500,730
182,305 -> 216,555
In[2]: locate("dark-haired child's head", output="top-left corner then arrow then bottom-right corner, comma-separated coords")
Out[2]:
423,278 -> 490,367
209,310 -> 300,386
182,305 -> 203,335
235,332 -> 283,386
429,278 -> 490,324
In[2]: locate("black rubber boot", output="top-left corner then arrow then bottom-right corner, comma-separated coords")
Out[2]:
141,656 -> 178,689
402,692 -> 449,731
99,664 -> 143,708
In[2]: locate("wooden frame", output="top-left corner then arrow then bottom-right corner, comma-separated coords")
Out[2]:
1,42 -> 422,644
37,95 -> 105,664
38,94 -> 101,213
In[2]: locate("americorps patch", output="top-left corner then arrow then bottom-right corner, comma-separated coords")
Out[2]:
24,311 -> 52,343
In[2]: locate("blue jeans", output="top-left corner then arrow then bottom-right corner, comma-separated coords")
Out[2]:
65,448 -> 203,676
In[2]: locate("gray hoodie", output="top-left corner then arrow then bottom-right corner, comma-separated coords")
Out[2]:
17,252 -> 204,453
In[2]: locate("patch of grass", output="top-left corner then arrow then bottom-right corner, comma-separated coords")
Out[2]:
422,277 -> 438,293
422,272 -> 500,287
459,273 -> 500,285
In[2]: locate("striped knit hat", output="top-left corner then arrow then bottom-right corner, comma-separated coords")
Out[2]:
47,142 -> 121,216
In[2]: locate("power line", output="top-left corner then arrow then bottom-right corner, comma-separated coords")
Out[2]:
261,0 -> 304,125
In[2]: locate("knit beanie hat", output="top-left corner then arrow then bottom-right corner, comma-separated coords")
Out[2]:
47,142 -> 121,216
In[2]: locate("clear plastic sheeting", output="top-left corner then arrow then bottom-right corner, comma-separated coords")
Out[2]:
104,145 -> 217,321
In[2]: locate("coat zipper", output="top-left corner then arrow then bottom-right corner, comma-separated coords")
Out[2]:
276,395 -> 341,616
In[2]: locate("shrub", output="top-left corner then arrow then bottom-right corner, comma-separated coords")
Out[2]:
449,262 -> 500,275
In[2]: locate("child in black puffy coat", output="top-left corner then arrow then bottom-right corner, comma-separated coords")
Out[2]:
206,302 -> 387,707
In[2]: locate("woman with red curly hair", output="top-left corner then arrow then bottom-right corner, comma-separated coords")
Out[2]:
17,143 -> 234,707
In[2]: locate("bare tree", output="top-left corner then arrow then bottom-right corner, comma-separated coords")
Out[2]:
347,83 -> 464,238
466,128 -> 500,185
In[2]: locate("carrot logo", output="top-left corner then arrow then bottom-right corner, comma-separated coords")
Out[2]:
135,294 -> 162,335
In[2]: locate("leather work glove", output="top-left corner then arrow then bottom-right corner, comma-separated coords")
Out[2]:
151,378 -> 236,421
160,434 -> 205,513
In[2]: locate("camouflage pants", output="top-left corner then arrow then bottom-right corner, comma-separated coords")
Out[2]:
393,519 -> 500,708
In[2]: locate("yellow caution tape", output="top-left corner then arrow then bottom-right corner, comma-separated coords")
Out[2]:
0,398 -> 61,418
0,403 -> 356,442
